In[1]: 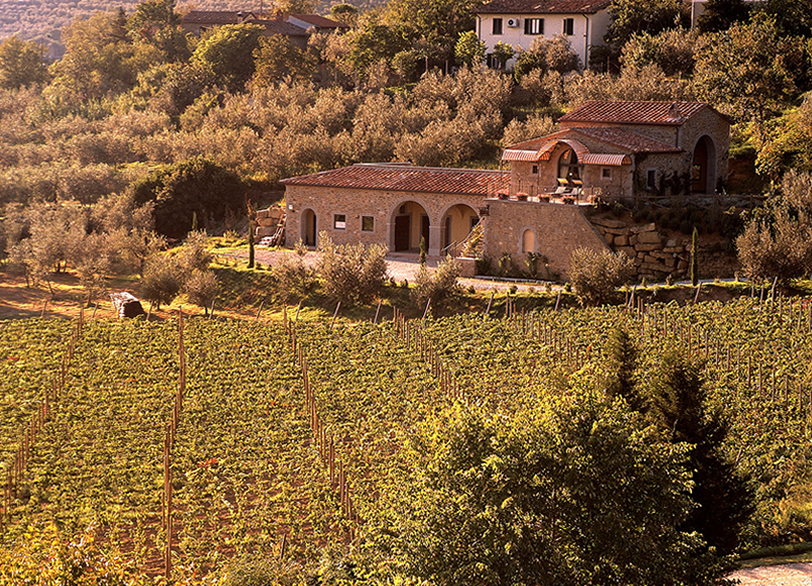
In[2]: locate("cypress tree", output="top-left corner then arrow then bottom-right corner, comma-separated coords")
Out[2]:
419,236 -> 427,266
690,226 -> 699,286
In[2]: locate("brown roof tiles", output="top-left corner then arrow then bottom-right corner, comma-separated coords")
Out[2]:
559,101 -> 716,125
506,127 -> 681,156
475,0 -> 611,14
281,164 -> 510,196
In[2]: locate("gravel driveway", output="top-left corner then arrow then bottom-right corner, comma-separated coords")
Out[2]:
728,563 -> 812,585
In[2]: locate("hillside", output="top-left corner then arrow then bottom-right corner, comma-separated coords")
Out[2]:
0,0 -> 378,44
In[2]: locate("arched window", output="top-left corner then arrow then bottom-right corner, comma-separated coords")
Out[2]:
522,229 -> 535,253
558,148 -> 580,181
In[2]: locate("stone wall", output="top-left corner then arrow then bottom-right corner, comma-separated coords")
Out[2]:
589,214 -> 738,280
285,184 -> 485,255
483,199 -> 609,278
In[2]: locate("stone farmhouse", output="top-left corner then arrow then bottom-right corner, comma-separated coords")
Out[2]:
180,10 -> 348,48
474,0 -> 612,69
280,101 -> 730,278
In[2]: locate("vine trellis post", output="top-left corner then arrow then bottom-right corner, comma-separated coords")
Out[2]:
1,308 -> 83,526
163,308 -> 186,580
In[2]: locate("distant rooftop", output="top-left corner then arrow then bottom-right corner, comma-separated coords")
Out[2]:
281,163 -> 510,196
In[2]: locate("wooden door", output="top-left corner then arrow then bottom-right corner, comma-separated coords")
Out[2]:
394,215 -> 410,251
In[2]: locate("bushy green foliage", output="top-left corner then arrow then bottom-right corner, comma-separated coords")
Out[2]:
129,157 -> 245,238
513,35 -> 581,82
0,36 -> 48,89
454,32 -> 485,67
568,247 -> 633,305
273,244 -> 316,304
412,255 -> 461,314
191,23 -> 265,92
736,171 -> 812,283
316,232 -> 388,305
375,396 -> 723,586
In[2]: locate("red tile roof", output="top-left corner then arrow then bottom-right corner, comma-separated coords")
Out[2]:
475,0 -> 611,14
289,14 -> 349,28
181,11 -> 255,25
251,19 -> 308,36
281,164 -> 510,196
559,101 -> 718,126
506,127 -> 681,155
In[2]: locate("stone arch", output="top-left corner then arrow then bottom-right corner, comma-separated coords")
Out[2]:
521,228 -> 536,254
389,200 -> 432,253
439,203 -> 479,254
301,208 -> 317,247
692,135 -> 717,194
557,146 -> 581,182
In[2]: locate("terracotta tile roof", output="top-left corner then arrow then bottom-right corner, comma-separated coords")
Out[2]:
559,101 -> 715,125
506,127 -> 681,155
289,14 -> 349,28
181,11 -> 255,25
281,163 -> 510,196
251,19 -> 308,35
475,0 -> 611,14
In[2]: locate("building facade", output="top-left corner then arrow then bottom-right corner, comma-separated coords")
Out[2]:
474,0 -> 612,69
280,102 -> 730,278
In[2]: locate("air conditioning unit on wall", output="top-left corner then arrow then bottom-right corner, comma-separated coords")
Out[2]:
506,18 -> 520,27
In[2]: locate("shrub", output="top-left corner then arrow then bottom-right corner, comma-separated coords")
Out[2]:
317,233 -> 388,305
412,256 -> 462,314
568,247 -> 633,305
273,245 -> 316,304
140,254 -> 184,309
183,269 -> 218,315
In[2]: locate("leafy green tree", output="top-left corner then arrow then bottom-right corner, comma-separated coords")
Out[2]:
46,11 -> 160,106
621,28 -> 696,77
191,23 -> 265,92
126,0 -> 190,62
454,31 -> 485,67
412,255 -> 461,314
129,157 -> 245,238
644,352 -> 754,554
0,36 -> 48,89
385,0 -> 484,64
252,34 -> 317,85
330,3 -> 359,25
514,36 -> 579,81
490,41 -> 515,70
693,16 -> 804,143
604,326 -> 643,411
736,171 -> 812,284
696,0 -> 751,33
316,232 -> 388,305
757,94 -> 812,176
605,0 -> 688,54
372,395 -> 723,586
346,17 -> 408,78
568,247 -> 633,306
756,0 -> 812,38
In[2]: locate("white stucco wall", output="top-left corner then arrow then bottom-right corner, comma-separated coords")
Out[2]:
476,9 -> 610,69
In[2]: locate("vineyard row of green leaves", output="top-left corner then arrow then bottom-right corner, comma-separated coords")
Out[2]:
1,297 -> 811,581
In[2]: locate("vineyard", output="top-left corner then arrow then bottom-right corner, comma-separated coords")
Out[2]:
1,297 -> 812,582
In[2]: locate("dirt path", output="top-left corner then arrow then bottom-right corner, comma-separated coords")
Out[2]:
728,563 -> 812,585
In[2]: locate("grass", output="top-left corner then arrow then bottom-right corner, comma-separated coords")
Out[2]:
738,542 -> 812,568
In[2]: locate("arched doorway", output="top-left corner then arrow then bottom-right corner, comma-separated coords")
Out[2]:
558,147 -> 581,183
692,136 -> 717,194
301,209 -> 317,247
391,201 -> 430,253
441,204 -> 479,254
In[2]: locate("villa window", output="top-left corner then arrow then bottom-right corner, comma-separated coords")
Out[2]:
524,18 -> 543,35
563,18 -> 574,36
531,164 -> 539,175
646,170 -> 657,190
492,18 -> 503,35
361,216 -> 374,232
333,214 -> 346,229
601,167 -> 612,180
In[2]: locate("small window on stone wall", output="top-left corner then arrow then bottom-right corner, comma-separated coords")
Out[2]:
361,216 -> 374,232
602,167 -> 612,180
334,214 -> 346,229
646,169 -> 657,190
522,229 -> 535,253
531,165 -> 539,174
